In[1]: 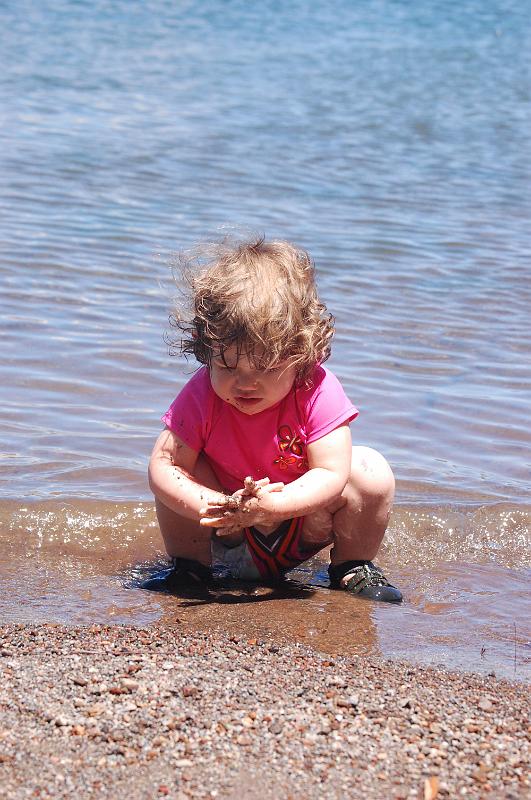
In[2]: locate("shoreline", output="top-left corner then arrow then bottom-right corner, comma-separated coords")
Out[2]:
0,623 -> 528,799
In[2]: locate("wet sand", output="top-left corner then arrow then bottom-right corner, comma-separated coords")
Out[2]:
0,624 -> 528,799
2,499 -> 530,680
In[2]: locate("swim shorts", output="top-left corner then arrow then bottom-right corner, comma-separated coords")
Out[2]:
211,517 -> 323,582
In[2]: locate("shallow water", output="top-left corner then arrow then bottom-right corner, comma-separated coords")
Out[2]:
0,1 -> 530,677
1,500 -> 529,680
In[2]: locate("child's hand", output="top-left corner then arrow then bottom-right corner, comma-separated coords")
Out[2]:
199,476 -> 284,531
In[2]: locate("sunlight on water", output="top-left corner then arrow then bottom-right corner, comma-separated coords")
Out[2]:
0,0 -> 530,679
1,500 -> 529,680
0,0 -> 530,505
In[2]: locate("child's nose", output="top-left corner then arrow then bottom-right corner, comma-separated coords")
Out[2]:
235,370 -> 259,389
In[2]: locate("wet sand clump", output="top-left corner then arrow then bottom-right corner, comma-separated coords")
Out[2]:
0,623 -> 528,799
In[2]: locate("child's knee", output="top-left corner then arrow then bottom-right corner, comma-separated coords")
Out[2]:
301,507 -> 335,547
348,446 -> 395,505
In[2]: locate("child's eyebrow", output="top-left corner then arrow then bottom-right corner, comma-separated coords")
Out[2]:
213,357 -> 237,368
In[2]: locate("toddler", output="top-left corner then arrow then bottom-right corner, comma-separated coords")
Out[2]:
145,237 -> 401,603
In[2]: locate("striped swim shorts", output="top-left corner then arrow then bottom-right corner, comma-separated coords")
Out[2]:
211,517 -> 322,582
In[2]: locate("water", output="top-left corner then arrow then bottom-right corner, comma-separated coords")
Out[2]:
0,0 -> 530,679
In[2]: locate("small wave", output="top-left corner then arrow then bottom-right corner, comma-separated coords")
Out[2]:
0,499 -> 159,563
0,499 -> 528,570
1,498 -> 529,679
387,504 -> 530,570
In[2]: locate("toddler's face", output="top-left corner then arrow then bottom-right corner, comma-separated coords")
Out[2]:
210,345 -> 296,415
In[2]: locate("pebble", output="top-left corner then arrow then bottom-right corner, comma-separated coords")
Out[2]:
181,684 -> 199,698
121,678 -> 139,691
0,623 -> 528,800
269,721 -> 283,735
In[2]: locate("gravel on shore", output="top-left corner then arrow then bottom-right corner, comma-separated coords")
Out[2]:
0,623 -> 528,800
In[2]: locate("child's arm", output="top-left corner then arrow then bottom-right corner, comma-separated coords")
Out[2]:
148,427 -> 227,520
148,428 -> 283,523
200,424 -> 352,529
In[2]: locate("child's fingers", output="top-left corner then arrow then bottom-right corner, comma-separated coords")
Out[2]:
252,477 -> 270,488
254,481 -> 284,494
241,476 -> 272,495
199,517 -> 224,528
201,495 -> 241,511
200,516 -> 239,529
241,477 -> 264,497
199,505 -> 236,517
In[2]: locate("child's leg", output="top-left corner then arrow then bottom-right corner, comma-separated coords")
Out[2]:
302,446 -> 400,601
155,454 -> 229,566
300,445 -> 395,561
155,498 -> 212,565
329,445 -> 395,565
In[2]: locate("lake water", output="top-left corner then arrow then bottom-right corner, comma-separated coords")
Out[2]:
0,0 -> 529,679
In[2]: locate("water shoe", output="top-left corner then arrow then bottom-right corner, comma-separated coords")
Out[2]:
328,560 -> 402,604
141,557 -> 212,595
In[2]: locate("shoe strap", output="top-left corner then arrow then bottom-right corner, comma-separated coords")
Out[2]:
343,564 -> 391,593
328,559 -> 370,585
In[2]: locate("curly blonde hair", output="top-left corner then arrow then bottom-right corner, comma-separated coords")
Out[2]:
169,236 -> 334,384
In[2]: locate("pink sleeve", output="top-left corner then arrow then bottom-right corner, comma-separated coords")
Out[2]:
303,366 -> 358,444
161,368 -> 212,453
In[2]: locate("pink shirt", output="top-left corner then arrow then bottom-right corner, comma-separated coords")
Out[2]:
162,365 -> 358,492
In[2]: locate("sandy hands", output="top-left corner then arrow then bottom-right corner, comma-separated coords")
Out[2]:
199,476 -> 284,534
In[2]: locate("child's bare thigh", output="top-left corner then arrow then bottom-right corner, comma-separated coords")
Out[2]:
299,445 -> 393,549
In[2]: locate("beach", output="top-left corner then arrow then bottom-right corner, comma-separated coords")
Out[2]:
1,1 -> 530,796
1,623 -> 528,800
1,1 -> 529,670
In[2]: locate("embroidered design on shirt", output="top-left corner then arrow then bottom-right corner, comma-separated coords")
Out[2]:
273,424 -> 308,471
278,424 -> 303,455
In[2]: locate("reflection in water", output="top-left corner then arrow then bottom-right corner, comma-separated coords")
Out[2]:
1,500 -> 529,680
133,563 -> 380,659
